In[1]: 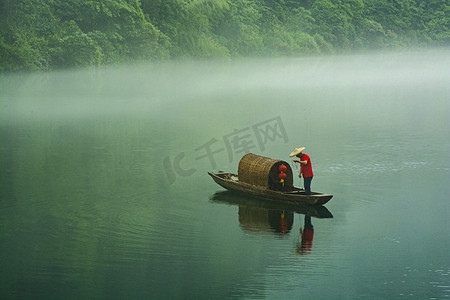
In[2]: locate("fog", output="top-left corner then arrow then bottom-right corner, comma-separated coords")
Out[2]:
2,48 -> 448,122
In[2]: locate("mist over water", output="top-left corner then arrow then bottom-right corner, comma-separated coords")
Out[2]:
1,49 -> 449,299
3,49 -> 448,120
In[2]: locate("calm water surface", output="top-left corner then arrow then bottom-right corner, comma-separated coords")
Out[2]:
1,49 -> 449,299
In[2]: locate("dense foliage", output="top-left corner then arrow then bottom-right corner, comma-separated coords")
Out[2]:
1,0 -> 448,71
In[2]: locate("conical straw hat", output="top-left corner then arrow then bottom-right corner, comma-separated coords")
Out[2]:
289,147 -> 305,157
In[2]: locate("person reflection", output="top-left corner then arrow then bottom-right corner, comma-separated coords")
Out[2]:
296,215 -> 314,255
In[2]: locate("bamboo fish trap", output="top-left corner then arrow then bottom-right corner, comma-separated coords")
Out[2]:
238,153 -> 293,189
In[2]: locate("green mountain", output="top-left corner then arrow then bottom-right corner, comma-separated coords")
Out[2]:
1,0 -> 448,71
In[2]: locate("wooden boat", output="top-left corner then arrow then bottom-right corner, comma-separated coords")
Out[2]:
208,171 -> 333,206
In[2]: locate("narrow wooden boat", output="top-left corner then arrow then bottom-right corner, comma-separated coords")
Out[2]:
208,171 -> 333,206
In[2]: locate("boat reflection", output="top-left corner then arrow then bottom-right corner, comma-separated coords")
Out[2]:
210,191 -> 333,236
237,205 -> 294,234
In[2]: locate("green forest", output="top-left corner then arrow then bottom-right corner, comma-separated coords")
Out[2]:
0,0 -> 448,72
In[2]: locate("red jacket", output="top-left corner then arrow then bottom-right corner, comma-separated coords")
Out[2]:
300,154 -> 314,178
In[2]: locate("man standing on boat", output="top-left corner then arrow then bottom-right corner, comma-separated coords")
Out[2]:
290,147 -> 314,195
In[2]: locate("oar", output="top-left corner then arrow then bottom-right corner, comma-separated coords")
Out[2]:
292,159 -> 303,190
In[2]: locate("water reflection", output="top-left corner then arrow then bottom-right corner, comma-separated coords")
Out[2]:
210,191 -> 332,256
237,206 -> 294,234
296,215 -> 314,256
210,191 -> 333,220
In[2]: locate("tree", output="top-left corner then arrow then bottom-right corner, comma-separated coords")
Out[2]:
212,0 -> 264,56
310,0 -> 355,49
0,0 -> 448,71
0,0 -> 168,70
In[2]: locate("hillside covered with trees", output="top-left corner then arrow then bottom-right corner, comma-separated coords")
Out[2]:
1,0 -> 448,71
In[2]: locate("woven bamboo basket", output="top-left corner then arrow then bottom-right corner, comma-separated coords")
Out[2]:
238,153 -> 293,189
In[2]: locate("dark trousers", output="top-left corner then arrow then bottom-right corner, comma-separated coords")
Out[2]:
304,177 -> 313,195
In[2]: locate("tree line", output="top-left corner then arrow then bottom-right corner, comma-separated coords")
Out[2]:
0,0 -> 448,71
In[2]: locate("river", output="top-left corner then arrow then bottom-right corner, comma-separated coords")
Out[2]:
1,49 -> 449,299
